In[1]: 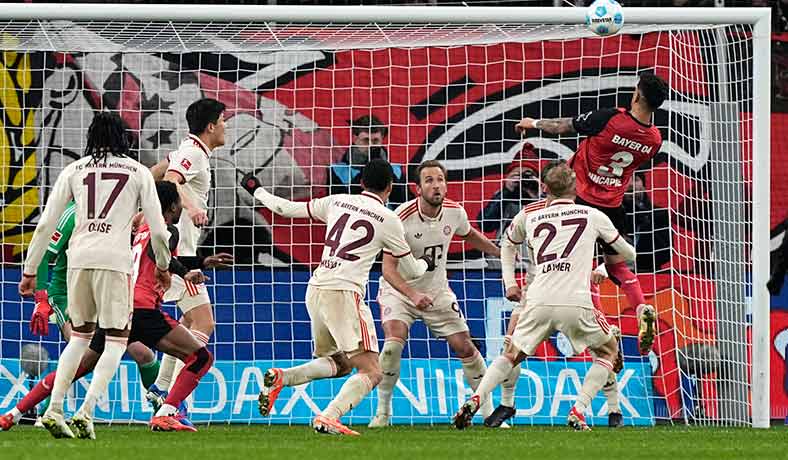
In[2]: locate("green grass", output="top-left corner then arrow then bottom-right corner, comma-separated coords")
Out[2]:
2,425 -> 788,460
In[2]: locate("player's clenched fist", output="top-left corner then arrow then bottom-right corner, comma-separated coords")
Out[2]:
188,207 -> 209,228
515,117 -> 538,134
30,290 -> 53,336
155,267 -> 172,291
505,285 -> 522,302
240,172 -> 262,196
409,292 -> 433,311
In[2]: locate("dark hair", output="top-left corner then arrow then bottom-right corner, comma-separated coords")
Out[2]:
156,180 -> 180,213
186,98 -> 226,135
351,115 -> 388,137
416,160 -> 447,185
85,112 -> 130,164
637,72 -> 668,110
361,158 -> 394,193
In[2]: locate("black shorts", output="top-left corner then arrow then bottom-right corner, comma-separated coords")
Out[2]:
89,309 -> 178,354
575,196 -> 628,256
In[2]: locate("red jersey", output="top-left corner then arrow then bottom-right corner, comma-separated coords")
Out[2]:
131,223 -> 177,310
570,108 -> 662,208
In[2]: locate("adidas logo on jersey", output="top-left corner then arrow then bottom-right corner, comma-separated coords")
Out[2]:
414,233 -> 423,239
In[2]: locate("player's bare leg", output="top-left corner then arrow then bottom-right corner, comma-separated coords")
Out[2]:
485,313 -> 521,428
604,253 -> 655,354
150,324 -> 213,432
445,331 -> 496,421
568,335 -> 619,432
454,344 -> 526,430
369,320 -> 408,428
315,351 -> 382,436
41,322 -> 97,439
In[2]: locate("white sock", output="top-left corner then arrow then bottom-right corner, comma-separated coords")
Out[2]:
169,329 -> 209,391
9,407 -> 22,423
574,358 -> 614,414
322,373 -> 375,420
376,339 -> 404,416
154,354 -> 177,390
473,356 -> 513,404
79,336 -> 127,417
462,352 -> 493,416
282,357 -> 337,386
47,331 -> 92,415
155,403 -> 178,417
500,362 -> 521,407
604,371 -> 621,413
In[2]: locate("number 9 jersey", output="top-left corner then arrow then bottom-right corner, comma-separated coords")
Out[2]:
570,107 -> 662,208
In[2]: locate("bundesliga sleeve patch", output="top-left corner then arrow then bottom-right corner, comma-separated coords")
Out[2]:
50,231 -> 62,244
180,158 -> 192,170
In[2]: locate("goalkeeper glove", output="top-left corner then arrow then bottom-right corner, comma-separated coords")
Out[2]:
419,253 -> 436,272
240,172 -> 262,196
30,290 -> 53,336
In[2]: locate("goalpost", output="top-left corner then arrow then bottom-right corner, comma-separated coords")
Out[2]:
0,4 -> 771,428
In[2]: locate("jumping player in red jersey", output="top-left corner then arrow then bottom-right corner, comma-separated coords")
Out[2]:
0,182 -> 231,434
515,72 -> 669,354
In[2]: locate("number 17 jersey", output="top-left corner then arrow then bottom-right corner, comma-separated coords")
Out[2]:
307,192 -> 414,297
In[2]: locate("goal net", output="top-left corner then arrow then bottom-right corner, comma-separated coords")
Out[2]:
0,5 -> 770,428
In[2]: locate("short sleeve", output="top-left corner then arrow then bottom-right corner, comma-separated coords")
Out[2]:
382,218 -> 412,258
592,208 -> 621,245
572,108 -> 619,136
167,147 -> 204,184
307,196 -> 333,223
455,207 -> 472,238
505,210 -> 528,245
47,204 -> 76,255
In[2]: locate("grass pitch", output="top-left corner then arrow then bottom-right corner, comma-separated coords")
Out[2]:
1,424 -> 787,460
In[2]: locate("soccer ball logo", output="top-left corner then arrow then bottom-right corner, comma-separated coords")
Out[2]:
586,0 -> 625,37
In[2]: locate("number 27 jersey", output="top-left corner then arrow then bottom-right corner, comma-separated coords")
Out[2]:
307,192 -> 413,296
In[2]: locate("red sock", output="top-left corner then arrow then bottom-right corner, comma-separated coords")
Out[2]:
590,282 -> 603,310
163,347 -> 213,409
16,364 -> 92,413
606,262 -> 646,308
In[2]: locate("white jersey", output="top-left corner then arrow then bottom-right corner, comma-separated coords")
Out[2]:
167,134 -> 212,256
308,192 -> 414,296
503,199 -> 548,290
23,154 -> 171,275
523,199 -> 622,309
379,198 -> 471,302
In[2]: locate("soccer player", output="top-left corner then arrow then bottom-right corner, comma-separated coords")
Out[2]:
3,182 -> 229,433
368,160 -> 502,428
18,112 -> 172,439
453,161 -> 635,431
515,72 -> 668,354
240,158 -> 434,436
146,98 -> 226,419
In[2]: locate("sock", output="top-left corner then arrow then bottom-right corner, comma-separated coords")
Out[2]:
48,330 -> 93,415
138,358 -> 160,390
461,352 -> 493,417
322,373 -> 375,420
158,347 -> 213,416
607,262 -> 646,308
154,354 -> 177,390
472,356 -> 513,404
282,357 -> 338,386
590,282 -> 603,310
376,338 -> 404,416
8,408 -> 22,423
79,336 -> 127,417
169,329 -> 209,392
604,371 -> 621,414
574,358 -> 614,414
18,363 -> 93,415
500,361 -> 521,408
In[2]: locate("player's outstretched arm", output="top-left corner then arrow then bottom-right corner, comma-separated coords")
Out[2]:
140,172 -> 172,272
382,253 -> 432,310
463,227 -> 501,258
593,209 -> 636,262
240,172 -> 310,219
163,170 -> 207,227
515,117 -> 576,136
150,158 -> 169,181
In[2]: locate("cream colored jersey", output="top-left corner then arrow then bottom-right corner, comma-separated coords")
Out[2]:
502,199 -> 548,290
379,198 -> 471,301
308,192 -> 414,296
523,199 -> 622,309
23,154 -> 171,275
167,134 -> 212,256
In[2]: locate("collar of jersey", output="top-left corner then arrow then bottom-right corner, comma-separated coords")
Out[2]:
549,198 -> 575,207
417,198 -> 443,222
361,191 -> 384,205
188,134 -> 212,157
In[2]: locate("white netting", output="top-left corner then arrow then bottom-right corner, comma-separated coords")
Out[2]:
0,16 -> 762,427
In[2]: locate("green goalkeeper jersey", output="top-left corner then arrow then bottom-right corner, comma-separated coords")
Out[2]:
35,201 -> 76,298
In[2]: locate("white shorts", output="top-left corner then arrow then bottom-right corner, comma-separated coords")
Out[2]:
378,287 -> 468,338
66,269 -> 133,330
163,274 -> 211,313
305,285 -> 378,358
510,305 -> 612,356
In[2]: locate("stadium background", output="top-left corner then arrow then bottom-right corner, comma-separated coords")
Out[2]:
0,1 -> 782,424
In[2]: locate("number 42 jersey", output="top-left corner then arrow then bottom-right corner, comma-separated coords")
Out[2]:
307,192 -> 416,297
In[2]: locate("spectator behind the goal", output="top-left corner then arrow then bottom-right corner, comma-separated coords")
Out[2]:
328,115 -> 411,208
623,172 -> 671,273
